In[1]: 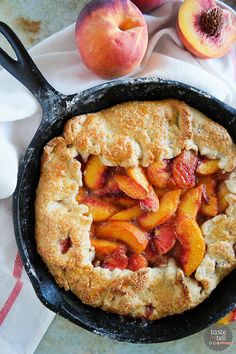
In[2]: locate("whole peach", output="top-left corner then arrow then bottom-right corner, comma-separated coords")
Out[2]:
132,0 -> 166,13
75,0 -> 148,79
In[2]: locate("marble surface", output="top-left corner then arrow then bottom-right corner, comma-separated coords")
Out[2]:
0,0 -> 235,353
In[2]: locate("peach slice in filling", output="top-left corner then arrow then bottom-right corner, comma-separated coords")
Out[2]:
115,166 -> 149,199
153,224 -> 176,255
177,184 -> 203,219
176,216 -> 205,276
138,190 -> 181,230
103,245 -> 128,270
198,176 -> 218,217
83,198 -> 120,222
217,181 -> 229,213
196,158 -> 220,175
110,204 -> 143,221
172,150 -> 198,188
146,160 -> 170,188
128,253 -> 148,271
95,221 -> 148,253
84,155 -> 108,189
91,239 -> 123,260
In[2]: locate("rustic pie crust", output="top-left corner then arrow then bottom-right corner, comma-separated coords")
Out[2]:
35,99 -> 236,320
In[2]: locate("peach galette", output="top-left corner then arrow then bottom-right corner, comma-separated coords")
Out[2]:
35,100 -> 236,320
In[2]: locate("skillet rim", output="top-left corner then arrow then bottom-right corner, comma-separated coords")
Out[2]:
13,77 -> 236,343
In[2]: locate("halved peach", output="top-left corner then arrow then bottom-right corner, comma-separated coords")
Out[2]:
139,190 -> 181,230
146,160 -> 170,188
176,216 -> 205,276
83,198 -> 120,222
76,187 -> 87,203
196,158 -> 220,175
217,181 -> 229,213
128,253 -> 148,271
177,184 -> 203,219
110,204 -> 143,221
177,0 -> 236,59
198,176 -> 218,217
84,155 -> 108,189
172,150 -> 198,188
91,239 -> 122,260
95,221 -> 148,253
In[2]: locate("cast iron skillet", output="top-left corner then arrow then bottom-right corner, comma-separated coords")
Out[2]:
0,21 -> 236,343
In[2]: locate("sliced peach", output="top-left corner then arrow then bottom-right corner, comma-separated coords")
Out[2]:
110,204 -> 143,221
115,174 -> 148,200
93,176 -> 121,195
172,150 -> 198,188
83,198 -> 120,222
176,216 -> 205,276
127,166 -> 149,191
139,190 -> 181,230
139,187 -> 159,212
95,221 -> 148,253
177,185 -> 203,219
217,181 -> 229,213
76,187 -> 87,203
84,155 -> 108,189
153,224 -> 176,255
103,196 -> 136,208
128,254 -> 148,271
196,158 -> 220,175
103,245 -> 128,270
154,187 -> 169,198
91,239 -> 122,260
146,160 -> 170,188
199,176 -> 218,217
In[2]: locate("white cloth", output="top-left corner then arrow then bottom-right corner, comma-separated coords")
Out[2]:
0,1 -> 235,353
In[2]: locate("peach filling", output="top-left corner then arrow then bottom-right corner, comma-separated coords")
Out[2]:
76,152 -> 229,275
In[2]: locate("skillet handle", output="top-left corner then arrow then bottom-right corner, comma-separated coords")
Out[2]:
0,21 -> 60,107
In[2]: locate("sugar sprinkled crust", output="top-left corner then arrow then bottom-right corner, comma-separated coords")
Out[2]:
35,99 -> 236,320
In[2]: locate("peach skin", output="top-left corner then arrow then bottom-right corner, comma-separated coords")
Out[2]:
139,190 -> 181,230
177,0 -> 236,59
95,220 -> 148,253
172,150 -> 198,188
76,0 -> 148,78
132,0 -> 166,13
128,253 -> 148,271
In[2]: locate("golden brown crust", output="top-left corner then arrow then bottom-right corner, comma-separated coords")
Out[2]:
35,99 -> 236,320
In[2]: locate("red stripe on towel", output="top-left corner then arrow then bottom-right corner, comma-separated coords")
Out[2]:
0,252 -> 23,325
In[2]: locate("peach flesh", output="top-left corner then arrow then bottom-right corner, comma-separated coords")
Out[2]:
76,0 -> 148,78
177,0 -> 236,59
